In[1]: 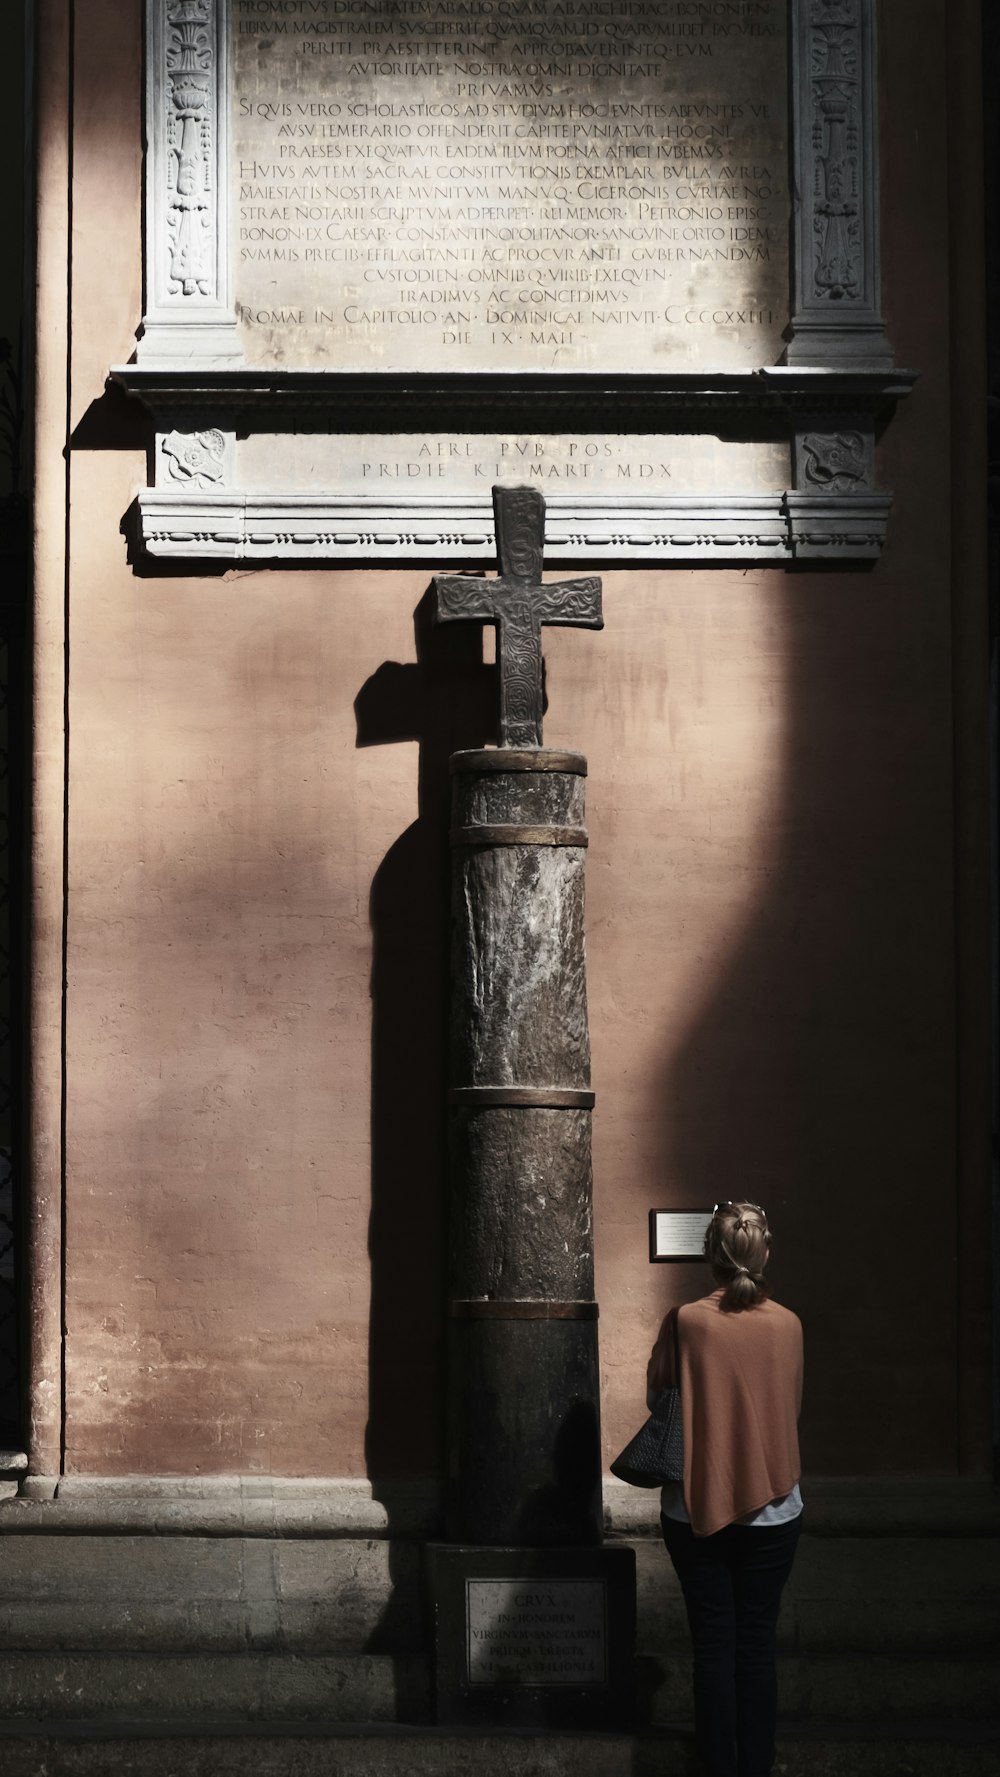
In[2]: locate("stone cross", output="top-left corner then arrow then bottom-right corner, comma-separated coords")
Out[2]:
433,486 -> 603,748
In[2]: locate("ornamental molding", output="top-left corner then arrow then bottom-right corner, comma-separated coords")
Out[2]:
112,367 -> 918,428
784,490 -> 890,558
131,490 -> 892,564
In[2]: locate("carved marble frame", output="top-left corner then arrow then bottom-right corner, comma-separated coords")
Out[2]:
116,0 -> 912,564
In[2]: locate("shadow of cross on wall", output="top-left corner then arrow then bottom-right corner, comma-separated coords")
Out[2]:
433,485 -> 604,747
354,584 -> 497,1487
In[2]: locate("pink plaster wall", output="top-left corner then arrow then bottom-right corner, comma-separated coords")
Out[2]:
35,0 -> 989,1478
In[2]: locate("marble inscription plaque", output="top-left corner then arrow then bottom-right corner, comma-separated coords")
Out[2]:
237,430 -> 788,493
466,1579 -> 607,1686
231,0 -> 789,371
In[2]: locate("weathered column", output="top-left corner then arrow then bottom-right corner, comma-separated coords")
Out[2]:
447,746 -> 600,1547
426,489 -> 634,1729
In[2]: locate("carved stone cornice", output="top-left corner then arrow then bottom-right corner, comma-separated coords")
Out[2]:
111,366 -> 917,430
783,490 -> 890,557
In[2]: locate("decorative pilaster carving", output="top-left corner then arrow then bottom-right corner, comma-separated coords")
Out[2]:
164,1 -> 216,299
137,0 -> 242,363
809,2 -> 862,304
787,0 -> 892,367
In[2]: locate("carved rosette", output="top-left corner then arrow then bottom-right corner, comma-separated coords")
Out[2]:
163,0 -> 217,298
160,427 -> 228,487
800,430 -> 871,490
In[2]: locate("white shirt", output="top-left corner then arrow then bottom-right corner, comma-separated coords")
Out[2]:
661,1480 -> 803,1527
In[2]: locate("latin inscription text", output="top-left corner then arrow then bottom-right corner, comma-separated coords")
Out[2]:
231,0 -> 789,370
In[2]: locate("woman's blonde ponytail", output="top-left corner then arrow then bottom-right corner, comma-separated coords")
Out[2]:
704,1202 -> 771,1312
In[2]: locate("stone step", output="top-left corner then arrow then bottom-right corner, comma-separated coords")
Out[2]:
0,1531 -> 997,1728
0,1450 -> 27,1504
0,1652 -> 429,1724
2,1533 -> 997,1662
644,1654 -> 1000,1724
0,1649 -> 994,1728
0,1723 -> 997,1777
633,1535 -> 1000,1658
0,1535 -> 425,1655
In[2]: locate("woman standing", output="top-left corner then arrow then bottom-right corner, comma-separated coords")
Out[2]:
647,1201 -> 803,1777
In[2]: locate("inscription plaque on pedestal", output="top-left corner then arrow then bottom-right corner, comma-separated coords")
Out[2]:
426,1544 -> 636,1727
467,1579 -> 607,1687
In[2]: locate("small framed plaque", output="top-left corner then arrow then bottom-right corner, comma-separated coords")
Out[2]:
649,1208 -> 713,1261
466,1578 -> 607,1688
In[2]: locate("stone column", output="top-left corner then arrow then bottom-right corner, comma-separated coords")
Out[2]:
446,747 -> 602,1548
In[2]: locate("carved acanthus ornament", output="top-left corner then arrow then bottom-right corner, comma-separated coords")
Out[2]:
788,0 -> 889,364
164,0 -> 217,298
809,1 -> 862,303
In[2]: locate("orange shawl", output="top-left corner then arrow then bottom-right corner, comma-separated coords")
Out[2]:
647,1289 -> 803,1537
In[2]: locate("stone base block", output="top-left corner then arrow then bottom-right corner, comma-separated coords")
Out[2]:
0,1724 -> 998,1777
425,1544 -> 635,1729
0,1651 -> 426,1723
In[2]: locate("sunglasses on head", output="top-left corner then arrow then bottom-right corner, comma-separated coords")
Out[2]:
713,1200 -> 765,1217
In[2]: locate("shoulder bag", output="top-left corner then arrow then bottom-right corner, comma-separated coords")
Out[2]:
609,1309 -> 684,1488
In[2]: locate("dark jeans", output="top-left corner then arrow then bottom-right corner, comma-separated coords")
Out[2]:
661,1511 -> 802,1777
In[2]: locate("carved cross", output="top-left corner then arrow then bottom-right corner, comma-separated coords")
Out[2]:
432,486 -> 603,749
